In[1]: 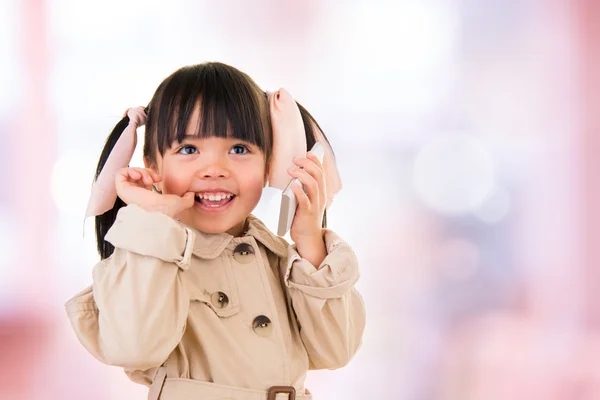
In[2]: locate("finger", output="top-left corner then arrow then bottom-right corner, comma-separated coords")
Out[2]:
115,167 -> 130,183
148,170 -> 162,182
288,166 -> 319,206
306,152 -> 328,203
127,168 -> 142,181
306,151 -> 324,169
181,192 -> 195,209
290,179 -> 311,211
137,169 -> 154,186
293,156 -> 326,200
170,191 -> 196,216
139,168 -> 161,182
294,153 -> 325,176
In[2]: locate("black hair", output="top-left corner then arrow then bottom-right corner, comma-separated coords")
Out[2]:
94,62 -> 335,259
143,63 -> 272,166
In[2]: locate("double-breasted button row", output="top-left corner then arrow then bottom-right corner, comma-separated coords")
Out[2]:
209,293 -> 272,337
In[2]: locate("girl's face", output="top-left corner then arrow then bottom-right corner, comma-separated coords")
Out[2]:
147,111 -> 267,236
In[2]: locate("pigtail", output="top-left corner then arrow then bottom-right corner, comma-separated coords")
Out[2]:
296,102 -> 334,229
94,116 -> 131,259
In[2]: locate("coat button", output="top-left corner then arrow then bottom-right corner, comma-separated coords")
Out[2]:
211,291 -> 229,309
233,243 -> 255,264
252,315 -> 273,337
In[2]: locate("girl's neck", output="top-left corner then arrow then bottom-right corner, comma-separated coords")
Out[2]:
226,217 -> 248,237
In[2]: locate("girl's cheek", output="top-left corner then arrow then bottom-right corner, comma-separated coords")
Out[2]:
243,174 -> 266,200
161,172 -> 191,196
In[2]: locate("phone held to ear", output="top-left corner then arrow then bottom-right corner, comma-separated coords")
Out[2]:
277,142 -> 325,237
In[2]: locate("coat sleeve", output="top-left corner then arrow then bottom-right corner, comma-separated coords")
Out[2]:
64,205 -> 195,371
284,230 -> 366,370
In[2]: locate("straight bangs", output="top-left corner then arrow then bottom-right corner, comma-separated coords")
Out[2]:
144,63 -> 271,162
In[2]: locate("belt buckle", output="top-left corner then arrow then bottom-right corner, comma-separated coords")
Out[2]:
267,386 -> 296,400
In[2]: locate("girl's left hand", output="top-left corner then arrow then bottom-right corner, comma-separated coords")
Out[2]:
288,152 -> 328,266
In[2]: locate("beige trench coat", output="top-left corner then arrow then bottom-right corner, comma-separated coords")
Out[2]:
65,205 -> 365,400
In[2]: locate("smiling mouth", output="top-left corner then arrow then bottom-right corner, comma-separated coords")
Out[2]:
194,192 -> 236,208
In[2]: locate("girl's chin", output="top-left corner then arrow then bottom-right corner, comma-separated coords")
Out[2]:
180,214 -> 246,237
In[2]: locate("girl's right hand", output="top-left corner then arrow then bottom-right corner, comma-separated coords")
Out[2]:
115,167 -> 195,218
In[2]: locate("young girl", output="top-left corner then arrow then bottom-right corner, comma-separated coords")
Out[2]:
65,62 -> 365,400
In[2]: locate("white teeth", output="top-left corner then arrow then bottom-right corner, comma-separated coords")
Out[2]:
196,192 -> 234,201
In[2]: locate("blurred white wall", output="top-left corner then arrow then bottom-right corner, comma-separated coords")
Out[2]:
1,0 -> 599,399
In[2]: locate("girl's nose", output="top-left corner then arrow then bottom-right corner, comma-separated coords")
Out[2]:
202,169 -> 228,179
198,158 -> 229,179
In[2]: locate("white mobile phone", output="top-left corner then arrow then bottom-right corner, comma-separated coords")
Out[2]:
277,142 -> 325,236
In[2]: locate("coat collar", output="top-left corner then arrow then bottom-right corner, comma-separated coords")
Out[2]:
180,215 -> 288,260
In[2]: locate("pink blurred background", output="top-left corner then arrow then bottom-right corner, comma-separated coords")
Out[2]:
1,0 -> 599,398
